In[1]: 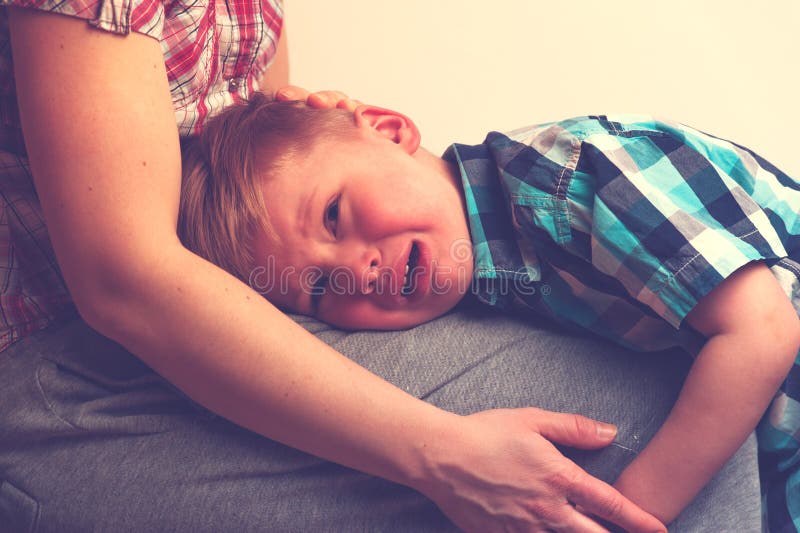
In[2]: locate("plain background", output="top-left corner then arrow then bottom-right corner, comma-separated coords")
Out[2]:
286,1 -> 799,177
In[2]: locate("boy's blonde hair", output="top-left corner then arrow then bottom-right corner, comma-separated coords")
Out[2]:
178,93 -> 354,282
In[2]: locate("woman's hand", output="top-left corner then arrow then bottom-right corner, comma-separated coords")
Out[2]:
275,85 -> 361,111
419,408 -> 666,533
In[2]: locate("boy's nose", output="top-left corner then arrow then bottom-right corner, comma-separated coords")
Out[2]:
361,264 -> 379,295
339,245 -> 380,295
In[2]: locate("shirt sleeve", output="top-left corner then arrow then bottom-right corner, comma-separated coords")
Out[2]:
2,0 -> 165,39
577,116 -> 792,329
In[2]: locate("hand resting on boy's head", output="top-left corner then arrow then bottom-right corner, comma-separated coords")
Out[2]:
276,85 -> 363,111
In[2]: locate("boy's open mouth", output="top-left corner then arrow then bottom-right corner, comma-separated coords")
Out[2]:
401,243 -> 420,296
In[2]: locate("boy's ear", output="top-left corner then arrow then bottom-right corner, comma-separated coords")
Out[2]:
353,105 -> 420,154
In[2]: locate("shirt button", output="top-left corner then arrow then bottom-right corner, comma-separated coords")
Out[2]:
228,78 -> 240,91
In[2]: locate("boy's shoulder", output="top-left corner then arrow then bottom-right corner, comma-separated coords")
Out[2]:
477,114 -> 675,171
500,114 -> 678,145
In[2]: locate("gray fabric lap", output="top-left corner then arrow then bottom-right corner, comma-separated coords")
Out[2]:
0,311 -> 761,532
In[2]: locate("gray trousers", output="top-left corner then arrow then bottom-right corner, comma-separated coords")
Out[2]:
0,309 -> 761,532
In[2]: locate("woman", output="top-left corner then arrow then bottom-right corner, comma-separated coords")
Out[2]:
0,2 -> 761,531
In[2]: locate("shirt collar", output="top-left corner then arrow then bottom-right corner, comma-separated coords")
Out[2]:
443,141 -> 529,281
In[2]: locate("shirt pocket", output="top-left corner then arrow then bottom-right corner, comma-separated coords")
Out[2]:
510,195 -> 572,245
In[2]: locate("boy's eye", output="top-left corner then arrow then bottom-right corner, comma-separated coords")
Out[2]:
324,196 -> 340,237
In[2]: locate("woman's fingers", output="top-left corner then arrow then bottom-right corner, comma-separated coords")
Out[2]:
563,507 -> 615,533
427,408 -> 663,532
527,410 -> 666,531
509,501 -> 612,533
274,85 -> 310,101
307,90 -> 361,111
568,473 -> 666,533
274,86 -> 361,111
335,97 -> 362,112
306,90 -> 347,108
530,408 -> 618,449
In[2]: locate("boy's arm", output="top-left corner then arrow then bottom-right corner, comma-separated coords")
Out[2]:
613,261 -> 800,524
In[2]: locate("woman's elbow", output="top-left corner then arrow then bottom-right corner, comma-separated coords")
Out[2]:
63,241 -> 187,341
66,265 -> 148,340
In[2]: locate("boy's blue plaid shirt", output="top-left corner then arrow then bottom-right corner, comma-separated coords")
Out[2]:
444,115 -> 800,532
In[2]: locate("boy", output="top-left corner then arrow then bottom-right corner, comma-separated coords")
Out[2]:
179,93 -> 800,529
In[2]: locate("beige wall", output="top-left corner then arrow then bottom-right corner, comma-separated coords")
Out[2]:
287,1 -> 799,176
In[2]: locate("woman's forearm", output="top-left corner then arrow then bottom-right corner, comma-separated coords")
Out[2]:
94,242 -> 454,489
9,7 -> 448,490
62,248 -> 671,533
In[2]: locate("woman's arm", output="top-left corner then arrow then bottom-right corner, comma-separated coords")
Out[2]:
9,3 -> 435,488
9,9 -> 664,532
614,261 -> 800,523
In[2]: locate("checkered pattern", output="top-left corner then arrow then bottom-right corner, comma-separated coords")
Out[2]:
0,0 -> 282,349
0,0 -> 283,149
0,152 -> 75,351
445,115 -> 800,532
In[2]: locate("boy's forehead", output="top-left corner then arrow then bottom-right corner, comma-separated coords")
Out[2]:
260,166 -> 310,237
262,136 -> 367,235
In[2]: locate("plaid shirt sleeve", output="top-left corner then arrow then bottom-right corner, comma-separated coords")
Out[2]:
1,0 -> 166,35
568,116 -> 791,329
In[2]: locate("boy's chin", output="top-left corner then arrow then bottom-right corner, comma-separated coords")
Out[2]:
323,302 -> 458,331
335,313 -> 447,332
349,300 -> 466,331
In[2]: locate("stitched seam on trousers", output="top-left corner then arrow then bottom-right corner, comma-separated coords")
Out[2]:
0,479 -> 41,533
418,335 -> 528,401
34,361 -> 81,430
609,441 -> 636,453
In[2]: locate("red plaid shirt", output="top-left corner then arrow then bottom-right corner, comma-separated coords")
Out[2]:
0,0 -> 283,351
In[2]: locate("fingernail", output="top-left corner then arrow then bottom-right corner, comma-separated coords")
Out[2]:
277,88 -> 294,99
597,424 -> 617,440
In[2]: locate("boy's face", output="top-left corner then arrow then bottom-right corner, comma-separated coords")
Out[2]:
250,105 -> 474,330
